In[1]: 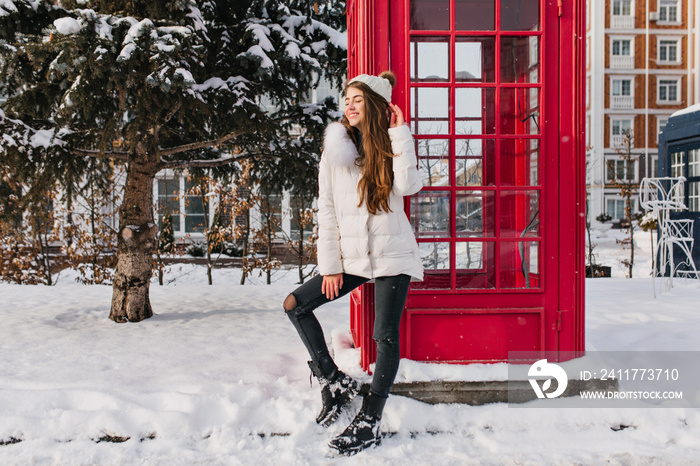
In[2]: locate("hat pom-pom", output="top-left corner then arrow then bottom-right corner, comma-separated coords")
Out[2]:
379,71 -> 396,88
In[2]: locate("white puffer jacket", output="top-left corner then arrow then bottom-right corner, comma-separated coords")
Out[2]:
316,122 -> 424,281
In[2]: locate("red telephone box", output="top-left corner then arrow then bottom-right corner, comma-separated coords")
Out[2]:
348,0 -> 586,370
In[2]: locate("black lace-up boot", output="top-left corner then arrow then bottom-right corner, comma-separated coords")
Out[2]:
328,392 -> 386,456
308,360 -> 360,427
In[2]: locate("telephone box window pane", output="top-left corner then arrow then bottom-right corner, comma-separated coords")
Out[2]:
417,139 -> 450,187
410,0 -> 449,30
455,37 -> 496,82
456,190 -> 495,237
419,242 -> 450,269
500,88 -> 540,135
501,139 -> 540,186
500,241 -> 541,288
500,191 -> 540,237
688,149 -> 700,177
455,0 -> 495,31
411,37 -> 449,82
413,242 -> 451,290
500,36 -> 540,83
456,139 -> 496,186
456,242 -> 496,288
411,191 -> 451,237
455,191 -> 495,237
501,0 -> 540,31
455,88 -> 496,135
411,87 -> 449,134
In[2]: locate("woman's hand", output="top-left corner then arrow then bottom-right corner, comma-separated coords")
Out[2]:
322,273 -> 344,300
388,102 -> 404,128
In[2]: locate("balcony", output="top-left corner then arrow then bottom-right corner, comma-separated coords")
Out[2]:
611,135 -> 633,149
610,55 -> 634,69
611,95 -> 634,109
611,15 -> 635,29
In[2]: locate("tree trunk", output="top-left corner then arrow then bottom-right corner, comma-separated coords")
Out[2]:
110,157 -> 158,323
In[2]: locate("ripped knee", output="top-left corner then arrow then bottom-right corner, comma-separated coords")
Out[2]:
283,293 -> 297,312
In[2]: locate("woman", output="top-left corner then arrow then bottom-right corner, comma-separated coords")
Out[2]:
283,71 -> 423,455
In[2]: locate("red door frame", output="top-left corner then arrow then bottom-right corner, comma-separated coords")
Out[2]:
347,0 -> 585,371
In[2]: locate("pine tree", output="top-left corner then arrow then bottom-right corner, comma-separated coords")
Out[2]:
1,0 -> 345,321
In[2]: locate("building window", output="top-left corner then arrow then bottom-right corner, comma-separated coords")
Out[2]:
157,179 -> 181,232
658,0 -> 680,23
611,78 -> 633,108
606,197 -> 638,221
650,155 -> 658,178
259,187 -> 283,235
612,0 -> 632,16
183,178 -> 209,234
606,158 -> 638,183
658,117 -> 669,135
611,0 -> 634,28
658,78 -> 680,103
290,195 -> 314,242
610,118 -> 632,148
156,176 -> 214,236
610,38 -> 633,68
658,39 -> 680,63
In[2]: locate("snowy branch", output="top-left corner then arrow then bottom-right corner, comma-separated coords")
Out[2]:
71,148 -> 130,161
157,129 -> 252,157
158,152 -> 279,170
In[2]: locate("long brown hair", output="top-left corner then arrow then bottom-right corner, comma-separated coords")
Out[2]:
341,72 -> 397,215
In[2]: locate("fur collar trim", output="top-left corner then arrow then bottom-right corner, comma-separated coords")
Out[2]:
323,122 -> 358,167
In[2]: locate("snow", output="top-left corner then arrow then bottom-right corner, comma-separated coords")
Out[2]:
0,0 -> 18,16
246,45 -> 274,68
670,103 -> 700,118
53,17 -> 83,35
1,229 -> 700,464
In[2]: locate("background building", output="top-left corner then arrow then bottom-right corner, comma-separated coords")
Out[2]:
586,0 -> 700,224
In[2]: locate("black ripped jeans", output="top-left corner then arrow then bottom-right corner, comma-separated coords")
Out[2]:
286,273 -> 411,399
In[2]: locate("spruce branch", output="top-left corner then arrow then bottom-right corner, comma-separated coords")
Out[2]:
158,152 -> 279,170
71,149 -> 130,161
157,129 -> 252,157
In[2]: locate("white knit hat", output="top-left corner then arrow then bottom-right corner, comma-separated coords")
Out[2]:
348,74 -> 392,103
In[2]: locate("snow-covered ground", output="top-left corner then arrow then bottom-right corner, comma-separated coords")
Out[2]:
1,228 -> 700,465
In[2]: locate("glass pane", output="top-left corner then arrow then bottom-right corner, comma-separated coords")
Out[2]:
411,191 -> 450,237
500,241 -> 541,288
411,87 -> 449,134
417,139 -> 450,187
671,151 -> 684,178
410,37 -> 449,82
455,37 -> 496,82
500,88 -> 540,135
456,139 -> 496,186
456,241 -> 496,288
456,190 -> 495,237
185,196 -> 205,215
501,139 -> 540,186
689,182 -> 699,212
419,241 -> 450,269
455,0 -> 495,31
185,214 -> 206,233
455,88 -> 496,135
411,0 -> 449,30
412,242 -> 451,290
689,149 -> 700,177
500,36 -> 539,83
501,0 -> 540,31
158,179 -> 179,197
500,190 -> 540,237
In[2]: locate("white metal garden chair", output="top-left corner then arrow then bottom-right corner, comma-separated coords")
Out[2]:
639,176 -> 698,295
